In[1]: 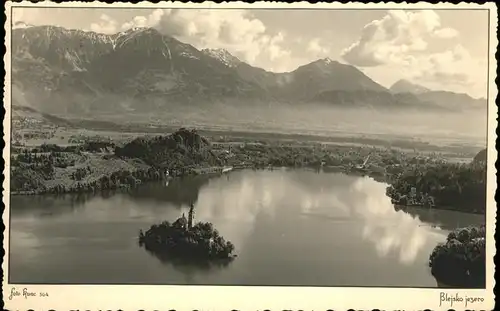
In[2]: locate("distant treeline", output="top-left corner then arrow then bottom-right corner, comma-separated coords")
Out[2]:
13,141 -> 116,154
10,128 -> 487,216
12,166 -> 163,195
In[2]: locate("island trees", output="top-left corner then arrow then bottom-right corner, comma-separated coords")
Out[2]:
138,204 -> 236,266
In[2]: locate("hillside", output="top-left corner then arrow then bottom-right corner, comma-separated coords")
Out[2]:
12,26 -> 263,115
277,58 -> 388,102
416,91 -> 487,111
201,48 -> 242,68
114,128 -> 222,169
390,79 -> 430,94
390,80 -> 487,111
12,104 -> 74,127
231,58 -> 390,104
472,148 -> 487,164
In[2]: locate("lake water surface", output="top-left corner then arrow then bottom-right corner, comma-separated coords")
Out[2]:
10,169 -> 485,286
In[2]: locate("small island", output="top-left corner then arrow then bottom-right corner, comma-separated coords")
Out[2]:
138,205 -> 236,265
429,225 -> 486,288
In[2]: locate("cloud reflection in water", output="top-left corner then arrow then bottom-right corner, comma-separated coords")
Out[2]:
193,171 -> 290,249
336,176 -> 444,264
191,170 -> 444,265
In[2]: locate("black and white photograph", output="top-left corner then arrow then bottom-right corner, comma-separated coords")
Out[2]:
3,2 -> 497,310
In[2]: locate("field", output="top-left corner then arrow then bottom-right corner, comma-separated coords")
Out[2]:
9,106 -> 488,216
12,102 -> 487,153
12,119 -> 484,157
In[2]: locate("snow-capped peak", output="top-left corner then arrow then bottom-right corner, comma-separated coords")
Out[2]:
322,57 -> 333,64
202,48 -> 241,67
120,26 -> 148,34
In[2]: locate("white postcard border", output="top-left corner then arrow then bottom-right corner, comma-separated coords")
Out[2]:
2,2 -> 497,310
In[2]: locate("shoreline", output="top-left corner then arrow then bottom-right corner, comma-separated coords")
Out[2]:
10,164 -> 486,216
10,129 -> 486,215
394,204 -> 486,216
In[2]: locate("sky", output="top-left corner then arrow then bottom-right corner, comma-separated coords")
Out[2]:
12,7 -> 490,98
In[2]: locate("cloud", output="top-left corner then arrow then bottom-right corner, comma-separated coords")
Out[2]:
343,10 -> 486,97
341,10 -> 459,67
121,9 -> 166,30
90,14 -> 118,34
13,21 -> 32,29
333,176 -> 438,265
12,7 -> 69,28
434,27 -> 459,39
12,8 -> 27,25
12,8 -> 39,25
412,44 -> 486,89
307,38 -> 331,57
265,32 -> 291,62
113,9 -> 294,71
82,9 -> 336,72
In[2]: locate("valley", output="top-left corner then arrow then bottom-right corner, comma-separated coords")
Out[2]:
10,111 -> 487,215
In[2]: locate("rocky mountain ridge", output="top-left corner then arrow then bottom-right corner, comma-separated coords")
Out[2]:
11,25 -> 486,117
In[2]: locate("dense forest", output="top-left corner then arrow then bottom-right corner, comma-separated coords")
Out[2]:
114,128 -> 222,170
386,161 -> 486,214
429,225 -> 486,288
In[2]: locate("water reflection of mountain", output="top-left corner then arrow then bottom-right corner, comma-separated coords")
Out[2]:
126,175 -> 212,207
10,192 -> 113,218
10,174 -> 213,219
395,205 -> 486,232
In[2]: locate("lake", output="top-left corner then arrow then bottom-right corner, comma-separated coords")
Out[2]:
9,169 -> 485,286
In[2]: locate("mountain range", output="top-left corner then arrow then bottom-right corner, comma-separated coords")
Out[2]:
389,79 -> 486,111
11,25 -> 487,118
